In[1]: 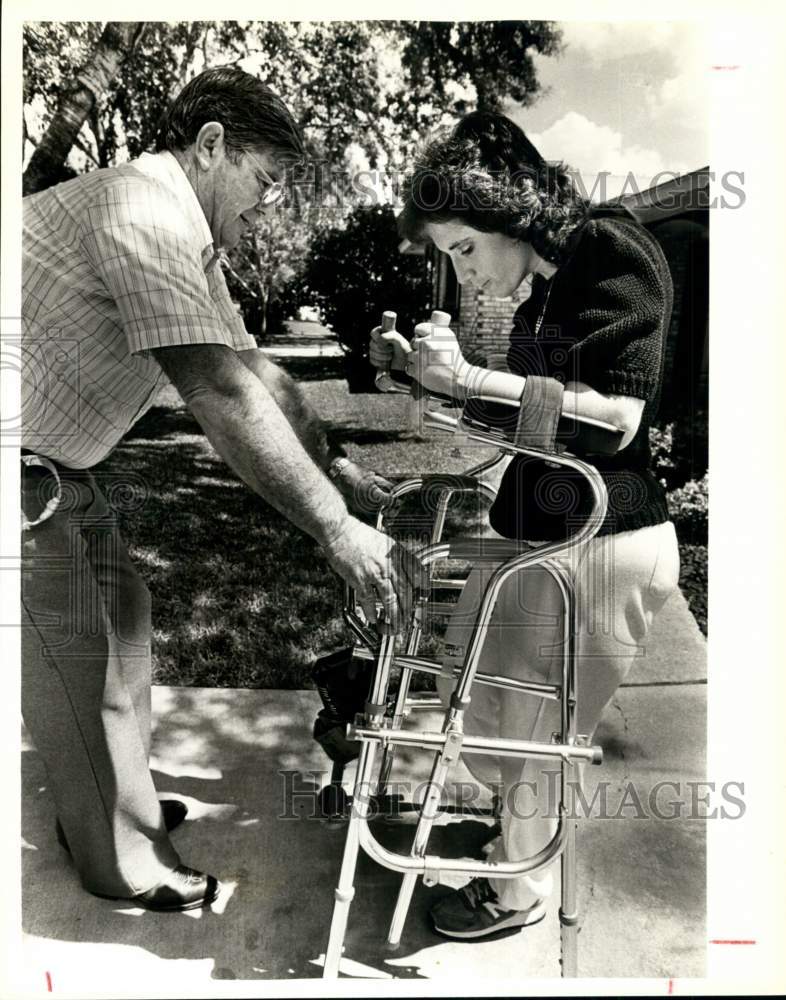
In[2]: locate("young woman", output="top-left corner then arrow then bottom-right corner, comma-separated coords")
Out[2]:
370,111 -> 681,939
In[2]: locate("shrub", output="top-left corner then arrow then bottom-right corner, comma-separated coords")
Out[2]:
678,543 -> 708,636
667,472 -> 709,545
649,422 -> 676,484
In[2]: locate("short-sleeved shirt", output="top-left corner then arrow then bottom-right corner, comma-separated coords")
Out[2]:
22,151 -> 257,469
489,208 -> 674,541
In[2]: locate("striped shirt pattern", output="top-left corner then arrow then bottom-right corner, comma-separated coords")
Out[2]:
22,151 -> 256,468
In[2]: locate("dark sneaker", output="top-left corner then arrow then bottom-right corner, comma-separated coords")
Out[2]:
430,877 -> 546,940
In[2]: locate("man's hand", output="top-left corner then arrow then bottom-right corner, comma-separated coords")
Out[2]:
322,518 -> 428,634
407,321 -> 468,398
333,458 -> 394,514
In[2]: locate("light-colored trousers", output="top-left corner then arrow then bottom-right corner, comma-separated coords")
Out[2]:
21,463 -> 180,896
438,519 -> 680,909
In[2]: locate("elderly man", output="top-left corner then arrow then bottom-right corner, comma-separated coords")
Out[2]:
21,67 -> 424,911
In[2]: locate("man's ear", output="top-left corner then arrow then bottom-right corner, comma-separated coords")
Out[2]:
193,121 -> 226,171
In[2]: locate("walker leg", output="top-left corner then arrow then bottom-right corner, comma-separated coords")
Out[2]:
387,871 -> 419,947
378,591 -> 428,803
380,488 -> 448,802
323,743 -> 377,978
376,667 -> 412,798
559,764 -> 579,978
386,736 -> 456,945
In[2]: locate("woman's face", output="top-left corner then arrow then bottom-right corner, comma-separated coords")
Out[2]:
423,221 -> 535,298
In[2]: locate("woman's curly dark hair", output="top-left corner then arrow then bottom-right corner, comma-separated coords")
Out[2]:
399,111 -> 588,265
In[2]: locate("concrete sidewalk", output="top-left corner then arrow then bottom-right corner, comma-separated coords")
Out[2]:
259,320 -> 342,358
20,590 -> 706,993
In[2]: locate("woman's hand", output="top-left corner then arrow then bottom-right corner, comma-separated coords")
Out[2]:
407,322 -> 469,397
369,325 -> 412,373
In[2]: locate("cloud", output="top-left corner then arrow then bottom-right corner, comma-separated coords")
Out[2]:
527,111 -> 690,199
646,60 -> 710,134
559,20 -> 696,65
558,20 -> 710,133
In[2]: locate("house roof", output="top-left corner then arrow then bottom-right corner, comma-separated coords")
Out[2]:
607,166 -> 710,224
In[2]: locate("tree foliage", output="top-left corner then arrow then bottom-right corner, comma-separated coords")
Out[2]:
221,206 -> 315,338
394,21 -> 562,116
24,19 -> 562,175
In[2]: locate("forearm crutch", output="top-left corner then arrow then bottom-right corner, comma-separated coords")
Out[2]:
322,399 -> 615,979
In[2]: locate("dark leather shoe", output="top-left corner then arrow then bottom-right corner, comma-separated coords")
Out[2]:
94,865 -> 220,912
56,799 -> 188,854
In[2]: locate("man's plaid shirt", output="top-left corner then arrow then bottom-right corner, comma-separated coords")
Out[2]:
22,151 -> 257,468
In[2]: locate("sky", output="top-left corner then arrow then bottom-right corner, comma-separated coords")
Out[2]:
509,21 -> 710,200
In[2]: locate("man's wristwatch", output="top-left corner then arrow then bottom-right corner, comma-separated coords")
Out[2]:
328,456 -> 351,481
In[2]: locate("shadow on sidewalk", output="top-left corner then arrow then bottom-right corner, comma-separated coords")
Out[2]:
21,687 -> 484,981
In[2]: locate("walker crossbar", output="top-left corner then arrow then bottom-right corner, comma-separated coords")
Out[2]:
348,724 -> 602,766
321,393 -> 610,980
351,646 -> 563,701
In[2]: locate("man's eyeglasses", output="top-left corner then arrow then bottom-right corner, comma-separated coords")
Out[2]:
246,152 -> 284,207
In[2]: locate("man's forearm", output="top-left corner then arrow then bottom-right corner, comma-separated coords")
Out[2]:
182,364 -> 349,546
238,348 -> 344,471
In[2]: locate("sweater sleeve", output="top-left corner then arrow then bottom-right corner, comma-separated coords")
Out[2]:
566,219 -> 673,402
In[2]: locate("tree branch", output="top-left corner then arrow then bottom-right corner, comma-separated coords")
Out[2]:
73,132 -> 101,167
221,254 -> 258,299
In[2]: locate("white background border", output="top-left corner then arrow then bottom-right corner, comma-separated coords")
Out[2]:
2,1 -> 785,996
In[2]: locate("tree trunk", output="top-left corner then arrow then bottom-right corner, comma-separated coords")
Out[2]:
23,22 -> 148,195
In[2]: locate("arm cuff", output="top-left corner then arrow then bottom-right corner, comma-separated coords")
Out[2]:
514,376 -> 565,453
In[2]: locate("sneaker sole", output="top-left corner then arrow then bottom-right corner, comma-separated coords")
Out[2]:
431,906 -> 546,940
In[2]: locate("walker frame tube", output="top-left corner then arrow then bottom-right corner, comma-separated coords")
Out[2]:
322,415 -> 607,979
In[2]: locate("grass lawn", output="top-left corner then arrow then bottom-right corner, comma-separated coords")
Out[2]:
98,373 -> 496,689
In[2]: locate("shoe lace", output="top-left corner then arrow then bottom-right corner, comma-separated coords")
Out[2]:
176,867 -> 203,886
460,878 -> 497,911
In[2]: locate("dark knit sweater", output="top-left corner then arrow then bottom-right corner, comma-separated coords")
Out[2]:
489,207 -> 673,541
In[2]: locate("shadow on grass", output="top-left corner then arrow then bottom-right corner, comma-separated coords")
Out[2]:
274,355 -> 347,382
98,406 -> 348,688
328,426 -> 420,447
123,406 -> 205,440
21,686 -> 496,981
97,401 -> 490,689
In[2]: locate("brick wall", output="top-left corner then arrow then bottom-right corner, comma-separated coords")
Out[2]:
456,279 -> 532,364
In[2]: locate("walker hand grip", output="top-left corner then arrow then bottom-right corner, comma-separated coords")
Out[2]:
374,311 -> 412,394
374,310 -> 455,399
461,396 -> 624,456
